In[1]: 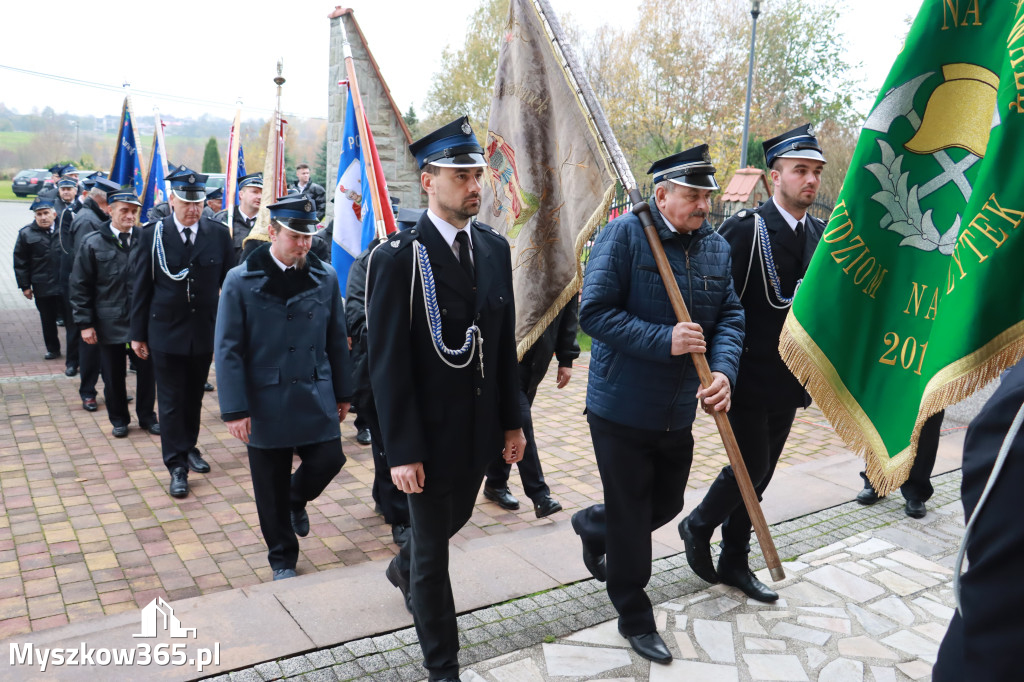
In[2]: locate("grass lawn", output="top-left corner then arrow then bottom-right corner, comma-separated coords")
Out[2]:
576,329 -> 591,353
0,184 -> 33,202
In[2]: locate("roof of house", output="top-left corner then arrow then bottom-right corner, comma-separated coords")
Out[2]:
721,167 -> 771,203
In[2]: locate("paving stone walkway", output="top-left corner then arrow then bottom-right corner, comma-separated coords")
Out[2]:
221,470 -> 963,682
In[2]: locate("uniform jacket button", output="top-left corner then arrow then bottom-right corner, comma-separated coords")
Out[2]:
441,308 -> 447,316
308,312 -> 314,319
475,388 -> 482,396
309,345 -> 315,351
287,314 -> 293,320
289,346 -> 295,352
291,378 -> 297,384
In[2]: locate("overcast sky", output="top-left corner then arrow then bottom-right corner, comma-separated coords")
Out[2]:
0,0 -> 921,123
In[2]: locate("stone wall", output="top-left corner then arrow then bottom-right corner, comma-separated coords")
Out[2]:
327,8 -> 424,218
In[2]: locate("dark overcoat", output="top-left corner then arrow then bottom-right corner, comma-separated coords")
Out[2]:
365,214 -> 521,486
718,197 -> 823,409
214,244 -> 354,449
212,206 -> 255,262
69,224 -> 140,344
129,215 -> 235,355
13,222 -> 62,298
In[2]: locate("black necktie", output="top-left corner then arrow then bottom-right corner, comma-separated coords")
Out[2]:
795,221 -> 804,241
118,232 -> 130,249
182,227 -> 193,249
455,231 -> 475,282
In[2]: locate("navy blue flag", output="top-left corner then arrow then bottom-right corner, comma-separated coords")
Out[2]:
109,97 -> 144,194
141,112 -> 169,222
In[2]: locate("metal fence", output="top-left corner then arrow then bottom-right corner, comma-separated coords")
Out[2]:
581,183 -> 835,267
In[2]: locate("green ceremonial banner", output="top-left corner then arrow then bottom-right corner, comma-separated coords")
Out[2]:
781,0 -> 1024,494
480,0 -> 617,358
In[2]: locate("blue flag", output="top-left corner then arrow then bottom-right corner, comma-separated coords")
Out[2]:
141,112 -> 169,223
109,97 -> 144,194
234,143 -> 246,206
332,89 -> 376,290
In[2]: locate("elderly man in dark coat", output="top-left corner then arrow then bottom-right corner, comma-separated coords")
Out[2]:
571,145 -> 744,664
215,195 -> 354,581
14,198 -> 64,360
69,186 -> 158,438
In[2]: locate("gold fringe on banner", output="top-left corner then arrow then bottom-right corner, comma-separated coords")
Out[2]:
780,314 -> 1024,495
514,183 -> 615,361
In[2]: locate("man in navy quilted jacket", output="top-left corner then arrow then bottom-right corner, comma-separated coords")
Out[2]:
571,144 -> 744,664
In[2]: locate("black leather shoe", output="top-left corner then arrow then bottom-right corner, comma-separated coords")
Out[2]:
291,507 -> 310,537
64,365 -> 78,377
82,398 -> 98,412
905,499 -> 927,519
483,485 -> 520,511
856,485 -> 879,505
169,467 -> 189,498
620,629 -> 672,664
204,382 -> 215,392
570,511 -> 606,582
391,523 -> 411,547
44,351 -> 61,360
187,448 -> 211,474
533,495 -> 562,518
385,557 -> 414,614
272,568 -> 297,581
141,422 -> 161,435
679,516 -> 719,584
718,559 -> 778,603
112,425 -> 129,438
356,428 -> 372,445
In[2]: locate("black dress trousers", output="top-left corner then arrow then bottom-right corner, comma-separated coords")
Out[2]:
859,410 -> 943,503
151,349 -> 212,471
98,344 -> 156,428
573,413 -> 695,635
35,295 -> 62,354
484,388 -> 550,500
687,405 -> 796,561
247,439 -> 346,570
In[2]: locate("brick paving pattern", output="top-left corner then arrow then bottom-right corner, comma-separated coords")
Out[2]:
0,201 -> 849,640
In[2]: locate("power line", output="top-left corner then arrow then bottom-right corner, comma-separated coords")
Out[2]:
0,64 -> 327,121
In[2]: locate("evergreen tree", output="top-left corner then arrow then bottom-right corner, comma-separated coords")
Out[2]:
314,137 -> 328,188
403,105 -> 420,139
201,137 -> 221,173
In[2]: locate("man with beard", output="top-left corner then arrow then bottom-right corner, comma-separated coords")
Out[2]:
366,117 -> 525,682
680,124 -> 826,603
290,163 -> 325,220
216,195 -> 353,581
131,166 -> 235,499
571,144 -> 743,664
69,186 -> 158,438
214,173 -> 263,261
14,198 -> 64,360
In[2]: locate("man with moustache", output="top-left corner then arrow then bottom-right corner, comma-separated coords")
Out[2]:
570,144 -> 744,664
214,173 -> 263,261
69,186 -> 158,438
366,117 -> 525,682
131,166 -> 235,498
14,198 -> 64,360
680,124 -> 826,603
215,195 -> 353,581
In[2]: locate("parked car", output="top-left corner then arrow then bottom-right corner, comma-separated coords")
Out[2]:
11,169 -> 50,197
206,173 -> 226,191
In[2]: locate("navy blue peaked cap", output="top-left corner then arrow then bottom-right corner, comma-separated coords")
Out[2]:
408,116 -> 485,169
238,172 -> 263,189
165,165 -> 207,202
267,194 -> 318,234
648,144 -> 719,190
30,197 -> 55,211
107,185 -> 142,207
763,123 -> 826,168
205,187 -> 224,200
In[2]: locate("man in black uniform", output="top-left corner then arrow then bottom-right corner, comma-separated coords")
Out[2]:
680,124 -> 826,603
214,172 -> 262,261
482,298 -> 578,517
70,186 -> 158,438
216,195 -> 353,581
366,117 -> 525,682
290,163 -> 326,220
933,362 -> 1024,681
131,166 -> 235,498
68,177 -> 119,411
203,187 -> 224,220
14,198 -> 63,360
54,175 -> 83,376
37,164 -> 63,204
